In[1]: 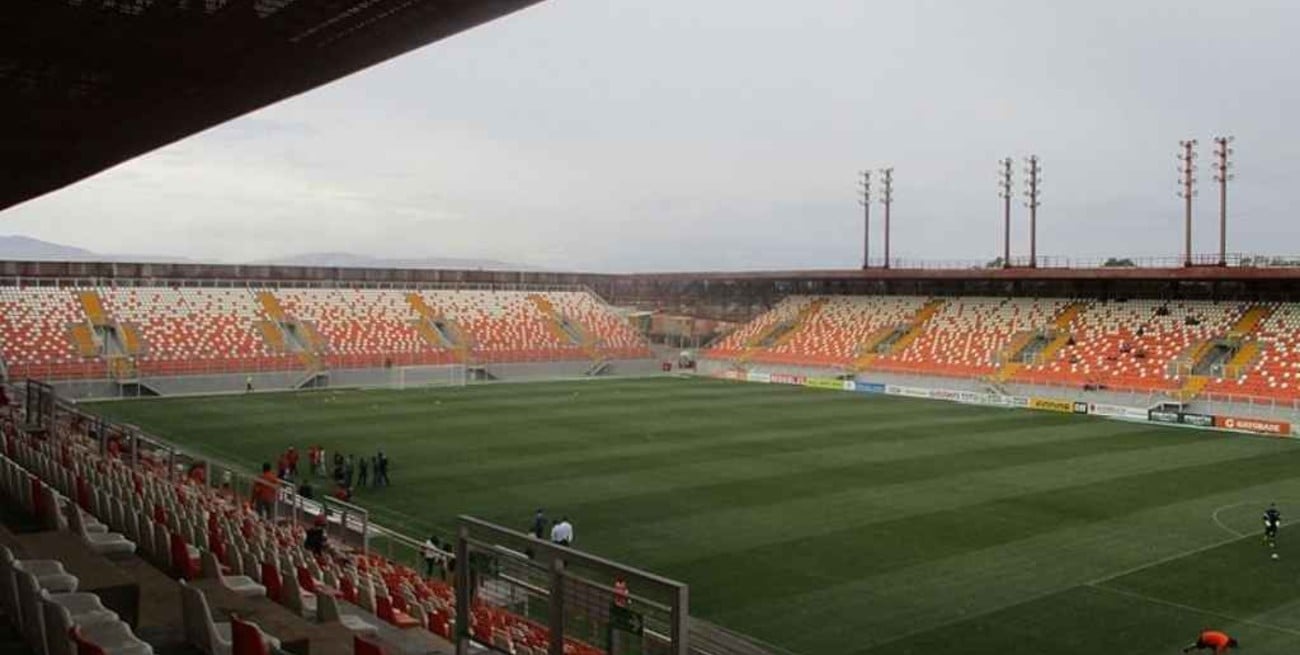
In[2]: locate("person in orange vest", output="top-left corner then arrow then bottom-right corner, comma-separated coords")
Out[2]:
1183,629 -> 1238,654
252,463 -> 278,519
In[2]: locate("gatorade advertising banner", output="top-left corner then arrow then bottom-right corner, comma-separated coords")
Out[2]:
1028,397 -> 1074,413
1214,415 -> 1292,436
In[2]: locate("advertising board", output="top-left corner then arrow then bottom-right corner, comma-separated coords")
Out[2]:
854,382 -> 886,394
1028,397 -> 1074,413
1213,415 -> 1291,436
804,377 -> 846,391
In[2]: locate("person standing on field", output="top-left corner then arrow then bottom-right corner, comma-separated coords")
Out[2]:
357,456 -> 369,488
376,450 -> 390,487
550,516 -> 573,547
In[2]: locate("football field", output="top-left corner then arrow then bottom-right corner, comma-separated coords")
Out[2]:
87,377 -> 1300,654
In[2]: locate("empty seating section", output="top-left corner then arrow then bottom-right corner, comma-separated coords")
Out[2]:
1015,300 -> 1243,392
875,298 -> 1069,377
0,286 -> 651,379
275,289 -> 451,369
710,296 -> 1300,400
1203,303 -> 1300,400
100,288 -> 295,376
421,291 -> 563,362
705,298 -> 806,357
743,296 -> 928,366
547,291 -> 651,359
1,409 -> 604,655
0,287 -> 91,380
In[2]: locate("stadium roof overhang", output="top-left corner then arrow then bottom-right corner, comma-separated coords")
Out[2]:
0,0 -> 544,212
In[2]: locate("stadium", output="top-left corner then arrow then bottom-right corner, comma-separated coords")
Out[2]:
2,2 -> 1300,655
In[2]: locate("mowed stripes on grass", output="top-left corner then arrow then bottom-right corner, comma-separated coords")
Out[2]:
87,377 -> 1300,655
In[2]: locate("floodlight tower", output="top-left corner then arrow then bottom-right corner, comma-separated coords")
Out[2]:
1178,139 -> 1198,267
998,158 -> 1014,268
1023,156 -> 1041,268
1212,136 -> 1234,267
859,170 -> 872,269
879,167 -> 894,269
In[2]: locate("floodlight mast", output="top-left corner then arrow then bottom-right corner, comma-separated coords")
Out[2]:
859,170 -> 872,269
879,167 -> 894,269
1023,156 -> 1041,268
998,158 -> 1014,268
1212,136 -> 1234,267
1178,139 -> 1198,267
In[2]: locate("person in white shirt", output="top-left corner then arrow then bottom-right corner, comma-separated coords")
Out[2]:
421,535 -> 440,578
550,517 -> 574,546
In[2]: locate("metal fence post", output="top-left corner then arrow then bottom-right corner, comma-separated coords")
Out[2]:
549,557 -> 566,655
455,525 -> 470,655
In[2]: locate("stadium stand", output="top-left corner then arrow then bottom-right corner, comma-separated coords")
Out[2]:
0,402 -> 607,655
707,295 -> 1300,401
0,287 -> 650,381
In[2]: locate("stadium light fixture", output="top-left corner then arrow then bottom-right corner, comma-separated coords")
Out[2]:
859,170 -> 872,269
1178,139 -> 1199,267
998,158 -> 1014,268
1212,136 -> 1235,267
879,167 -> 894,269
1023,156 -> 1042,268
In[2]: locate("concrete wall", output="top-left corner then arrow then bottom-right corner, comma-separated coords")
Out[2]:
698,357 -> 1300,426
46,358 -> 664,400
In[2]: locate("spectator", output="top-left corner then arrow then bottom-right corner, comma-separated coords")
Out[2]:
530,509 -> 548,539
287,446 -> 299,478
550,516 -> 573,546
421,535 -> 440,578
304,515 -> 327,556
252,463 -> 277,519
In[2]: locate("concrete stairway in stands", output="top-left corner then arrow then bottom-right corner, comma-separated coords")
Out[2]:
406,293 -> 472,363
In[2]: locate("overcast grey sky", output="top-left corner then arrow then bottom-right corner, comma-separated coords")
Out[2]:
2,0 -> 1297,272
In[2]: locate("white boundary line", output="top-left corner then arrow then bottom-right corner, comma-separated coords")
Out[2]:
1086,583 -> 1300,637
869,527 -> 1278,651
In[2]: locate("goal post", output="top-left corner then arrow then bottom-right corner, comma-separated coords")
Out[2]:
387,363 -> 468,390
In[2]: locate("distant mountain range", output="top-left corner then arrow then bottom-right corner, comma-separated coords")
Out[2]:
0,235 -> 528,270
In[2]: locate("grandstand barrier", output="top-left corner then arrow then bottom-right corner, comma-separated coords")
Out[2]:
697,365 -> 1298,438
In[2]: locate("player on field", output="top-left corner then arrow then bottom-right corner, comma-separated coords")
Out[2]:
1264,502 -> 1281,550
1182,629 -> 1238,654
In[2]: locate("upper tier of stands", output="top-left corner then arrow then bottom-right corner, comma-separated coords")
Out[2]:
705,295 -> 1299,401
0,287 -> 651,381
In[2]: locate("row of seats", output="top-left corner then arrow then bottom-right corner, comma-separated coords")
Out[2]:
0,449 -> 152,655
707,295 -> 1300,399
7,409 -> 606,655
0,287 -> 652,380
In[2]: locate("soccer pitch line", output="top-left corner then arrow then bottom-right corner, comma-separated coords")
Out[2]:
864,529 -> 1268,652
1084,583 -> 1300,638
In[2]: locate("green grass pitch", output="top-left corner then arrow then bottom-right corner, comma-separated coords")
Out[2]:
86,377 -> 1300,654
